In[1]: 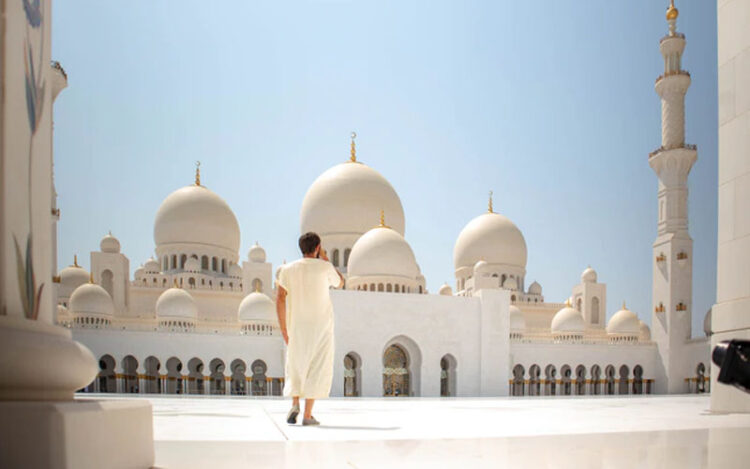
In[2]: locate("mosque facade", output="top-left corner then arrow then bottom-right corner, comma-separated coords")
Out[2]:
57,4 -> 710,398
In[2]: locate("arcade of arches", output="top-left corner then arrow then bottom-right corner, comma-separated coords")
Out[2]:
86,355 -> 283,396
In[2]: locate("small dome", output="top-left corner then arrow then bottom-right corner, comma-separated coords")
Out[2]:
509,305 -> 525,331
551,303 -> 585,333
639,321 -> 652,341
229,263 -> 242,278
454,211 -> 527,271
473,260 -> 490,275
581,266 -> 597,283
100,232 -> 120,253
238,292 -> 275,322
156,287 -> 198,319
57,304 -> 69,316
248,243 -> 266,263
503,277 -> 518,290
58,258 -> 90,298
143,257 -> 161,274
348,225 -> 419,280
607,303 -> 640,335
703,308 -> 712,337
438,283 -> 453,296
70,282 -> 114,316
528,281 -> 542,295
184,256 -> 201,273
134,266 -> 146,278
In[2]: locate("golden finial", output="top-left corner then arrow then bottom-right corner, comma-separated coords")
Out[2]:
195,161 -> 201,186
488,190 -> 494,213
378,209 -> 391,228
350,132 -> 357,163
73,254 -> 79,267
89,273 -> 94,284
254,282 -> 261,293
622,300 -> 628,310
173,278 -> 179,288
666,0 -> 678,21
565,298 -> 571,307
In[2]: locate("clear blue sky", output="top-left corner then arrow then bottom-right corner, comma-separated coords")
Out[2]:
52,1 -> 718,335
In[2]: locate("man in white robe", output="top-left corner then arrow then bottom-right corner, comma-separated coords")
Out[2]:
276,232 -> 344,426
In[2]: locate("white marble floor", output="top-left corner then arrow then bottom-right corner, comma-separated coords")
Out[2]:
81,394 -> 750,468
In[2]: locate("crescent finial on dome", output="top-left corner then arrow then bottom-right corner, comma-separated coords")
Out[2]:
89,272 -> 94,284
195,161 -> 201,186
350,132 -> 357,163
73,254 -> 79,267
488,190 -> 494,213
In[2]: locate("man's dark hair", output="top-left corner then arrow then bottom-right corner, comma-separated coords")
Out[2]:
299,232 -> 321,255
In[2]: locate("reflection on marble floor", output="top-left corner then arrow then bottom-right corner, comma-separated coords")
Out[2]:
78,394 -> 750,468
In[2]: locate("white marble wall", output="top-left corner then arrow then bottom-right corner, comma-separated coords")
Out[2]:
712,0 -> 750,412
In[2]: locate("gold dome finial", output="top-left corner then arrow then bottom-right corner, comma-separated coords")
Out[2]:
666,0 -> 678,21
173,278 -> 179,288
622,300 -> 628,310
565,297 -> 571,307
195,161 -> 201,186
350,132 -> 357,162
73,254 -> 79,267
89,272 -> 94,284
488,190 -> 494,213
254,282 -> 261,293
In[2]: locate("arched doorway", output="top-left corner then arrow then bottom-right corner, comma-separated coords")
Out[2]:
122,355 -> 139,393
440,354 -> 457,397
633,365 -> 644,394
696,363 -> 707,393
575,365 -> 587,395
383,344 -> 410,397
618,365 -> 630,395
166,357 -> 183,394
209,359 -> 225,395
605,365 -> 616,395
560,365 -> 572,396
590,365 -> 601,395
188,358 -> 205,395
231,359 -> 247,395
251,360 -> 268,396
344,352 -> 362,397
544,365 -> 557,396
98,355 -> 117,393
512,364 -> 525,396
528,364 -> 541,396
383,336 -> 421,397
144,356 -> 161,393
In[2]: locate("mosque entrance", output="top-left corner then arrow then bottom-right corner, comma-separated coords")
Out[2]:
383,344 -> 410,396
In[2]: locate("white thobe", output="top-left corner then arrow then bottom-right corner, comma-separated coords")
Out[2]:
277,258 -> 339,399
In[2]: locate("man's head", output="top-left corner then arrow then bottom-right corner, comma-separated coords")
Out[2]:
299,232 -> 321,257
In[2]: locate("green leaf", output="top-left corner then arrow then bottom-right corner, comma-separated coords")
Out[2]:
32,283 -> 44,321
25,234 -> 35,319
13,234 -> 30,318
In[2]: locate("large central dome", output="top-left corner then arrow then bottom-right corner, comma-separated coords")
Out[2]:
300,162 -> 405,236
154,184 -> 240,253
453,211 -> 527,270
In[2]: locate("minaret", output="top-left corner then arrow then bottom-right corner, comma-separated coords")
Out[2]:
649,1 -> 696,394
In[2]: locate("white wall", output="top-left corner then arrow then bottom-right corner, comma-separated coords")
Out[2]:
712,0 -> 750,412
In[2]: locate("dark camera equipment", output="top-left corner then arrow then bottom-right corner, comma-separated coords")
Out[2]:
712,340 -> 750,393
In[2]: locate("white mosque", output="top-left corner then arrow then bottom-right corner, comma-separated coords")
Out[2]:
55,3 -> 710,399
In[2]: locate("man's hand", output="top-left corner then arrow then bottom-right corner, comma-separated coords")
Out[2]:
319,248 -> 329,262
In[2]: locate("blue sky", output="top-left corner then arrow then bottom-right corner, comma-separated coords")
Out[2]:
52,1 -> 718,335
